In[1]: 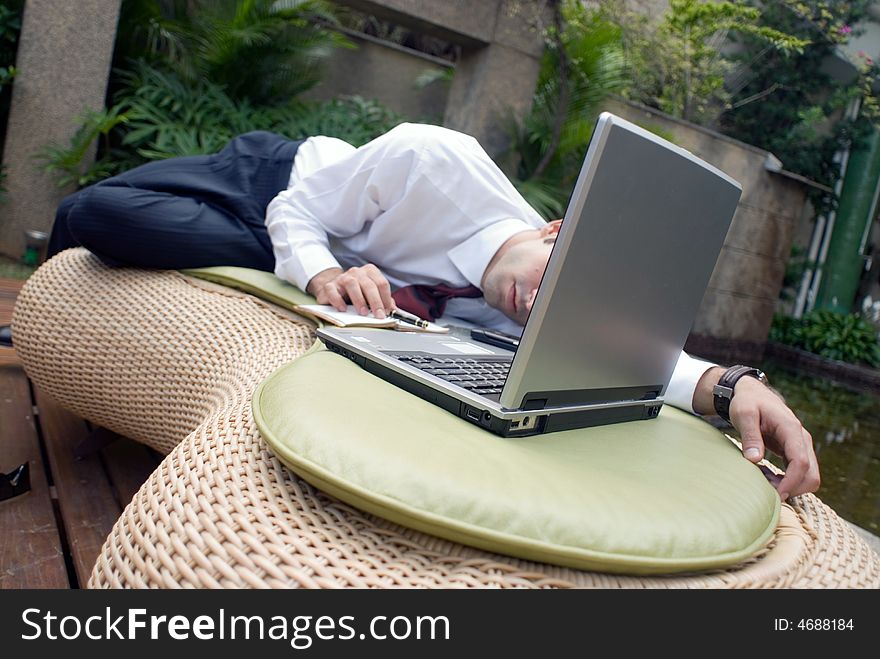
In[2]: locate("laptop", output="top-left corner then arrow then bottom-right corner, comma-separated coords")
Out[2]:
318,112 -> 742,436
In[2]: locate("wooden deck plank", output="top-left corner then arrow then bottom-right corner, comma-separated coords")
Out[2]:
33,388 -> 123,587
0,278 -> 65,587
0,278 -> 23,321
0,278 -> 22,368
0,367 -> 69,588
0,278 -> 23,307
3,277 -> 160,586
3,276 -> 164,586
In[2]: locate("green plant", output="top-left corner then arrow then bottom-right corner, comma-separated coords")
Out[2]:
505,1 -> 628,218
0,63 -> 14,91
0,2 -> 20,94
40,107 -> 130,188
779,244 -> 817,303
414,67 -> 454,90
114,0 -> 350,104
115,64 -> 258,160
271,95 -> 402,146
770,310 -> 880,366
612,0 -> 807,125
1,0 -> 23,199
721,1 -> 877,210
40,0 -> 396,188
40,61 -> 402,187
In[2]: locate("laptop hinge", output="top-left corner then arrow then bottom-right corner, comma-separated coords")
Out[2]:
519,385 -> 662,409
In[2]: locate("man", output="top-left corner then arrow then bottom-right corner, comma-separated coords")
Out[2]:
23,122 -> 819,501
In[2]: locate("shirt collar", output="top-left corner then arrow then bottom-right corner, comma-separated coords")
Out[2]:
447,219 -> 538,288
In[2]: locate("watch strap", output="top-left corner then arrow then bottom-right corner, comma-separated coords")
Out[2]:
713,365 -> 766,422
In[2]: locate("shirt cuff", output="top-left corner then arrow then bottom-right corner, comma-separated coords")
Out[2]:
274,243 -> 341,293
665,352 -> 717,414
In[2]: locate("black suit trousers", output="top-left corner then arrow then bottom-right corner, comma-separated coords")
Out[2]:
48,131 -> 303,272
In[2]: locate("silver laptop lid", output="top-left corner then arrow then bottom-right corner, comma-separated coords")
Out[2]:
500,112 -> 742,410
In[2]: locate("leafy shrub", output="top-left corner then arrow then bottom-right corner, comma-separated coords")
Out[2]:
114,0 -> 350,104
41,61 -> 403,188
719,1 -> 878,213
0,0 -> 23,199
40,0 -> 394,188
40,107 -> 130,188
274,96 -> 403,146
770,310 -> 880,367
505,2 -> 628,219
616,0 -> 806,124
0,3 -> 21,94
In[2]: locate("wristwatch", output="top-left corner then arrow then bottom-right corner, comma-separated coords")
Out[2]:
712,365 -> 769,422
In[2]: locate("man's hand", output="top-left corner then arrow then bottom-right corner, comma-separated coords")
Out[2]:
694,366 -> 821,501
306,265 -> 395,319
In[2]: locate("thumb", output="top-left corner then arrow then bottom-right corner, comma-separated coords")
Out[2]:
734,409 -> 765,463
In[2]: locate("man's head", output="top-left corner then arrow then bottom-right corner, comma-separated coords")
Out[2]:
480,220 -> 562,325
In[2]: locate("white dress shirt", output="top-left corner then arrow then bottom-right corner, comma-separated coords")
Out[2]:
266,123 -> 715,413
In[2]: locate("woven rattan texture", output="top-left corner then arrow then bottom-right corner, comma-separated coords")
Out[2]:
13,249 -> 315,454
13,249 -> 880,588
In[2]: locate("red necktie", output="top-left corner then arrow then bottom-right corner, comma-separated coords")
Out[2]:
392,283 -> 483,321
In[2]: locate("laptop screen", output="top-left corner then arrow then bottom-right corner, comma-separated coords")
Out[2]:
500,113 -> 741,410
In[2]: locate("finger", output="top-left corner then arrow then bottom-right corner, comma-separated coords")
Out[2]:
324,283 -> 348,312
358,275 -> 387,319
789,429 -> 821,497
361,264 -> 394,314
369,270 -> 394,315
341,277 -> 369,316
733,408 -> 765,463
774,421 -> 811,501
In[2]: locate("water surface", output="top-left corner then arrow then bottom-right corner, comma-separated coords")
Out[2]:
761,361 -> 880,534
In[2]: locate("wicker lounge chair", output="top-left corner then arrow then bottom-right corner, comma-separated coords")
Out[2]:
11,248 -> 880,588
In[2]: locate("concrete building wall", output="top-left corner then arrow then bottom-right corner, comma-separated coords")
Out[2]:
333,0 -> 544,50
334,0 -> 548,155
0,0 -> 122,260
303,30 -> 451,121
605,98 -> 816,359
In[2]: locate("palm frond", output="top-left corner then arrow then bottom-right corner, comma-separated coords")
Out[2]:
506,0 -> 627,210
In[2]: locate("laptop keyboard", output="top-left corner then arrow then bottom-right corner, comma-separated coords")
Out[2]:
385,353 -> 511,396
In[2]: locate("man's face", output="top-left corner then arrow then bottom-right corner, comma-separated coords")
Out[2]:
481,221 -> 561,326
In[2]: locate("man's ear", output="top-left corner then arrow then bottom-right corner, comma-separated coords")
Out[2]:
541,220 -> 562,237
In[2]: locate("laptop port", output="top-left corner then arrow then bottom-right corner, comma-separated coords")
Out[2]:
465,407 -> 481,422
510,415 -> 540,432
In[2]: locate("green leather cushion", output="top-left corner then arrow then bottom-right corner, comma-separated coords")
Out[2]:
253,350 -> 780,574
184,266 -> 318,309
187,266 -> 780,574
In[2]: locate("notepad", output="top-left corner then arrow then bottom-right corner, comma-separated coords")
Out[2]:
294,305 -> 449,333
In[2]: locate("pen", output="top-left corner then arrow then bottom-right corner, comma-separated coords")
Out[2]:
470,328 -> 519,350
390,308 -> 429,328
